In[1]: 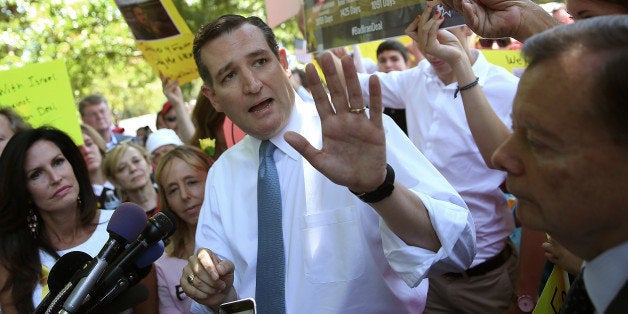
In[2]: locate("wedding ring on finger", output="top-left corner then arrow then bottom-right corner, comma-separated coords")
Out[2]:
349,106 -> 366,114
186,273 -> 195,284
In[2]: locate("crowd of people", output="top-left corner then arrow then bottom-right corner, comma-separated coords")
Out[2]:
0,0 -> 626,313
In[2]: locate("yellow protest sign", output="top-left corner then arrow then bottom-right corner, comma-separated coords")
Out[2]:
136,33 -> 198,84
480,49 -> 527,75
534,265 -> 569,314
115,0 -> 198,84
0,59 -> 83,145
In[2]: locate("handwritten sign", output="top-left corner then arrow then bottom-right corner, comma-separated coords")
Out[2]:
136,33 -> 198,84
480,49 -> 527,75
115,0 -> 199,84
0,60 -> 83,145
305,0 -> 426,51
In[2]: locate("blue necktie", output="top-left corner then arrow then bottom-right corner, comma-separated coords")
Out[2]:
256,140 -> 285,314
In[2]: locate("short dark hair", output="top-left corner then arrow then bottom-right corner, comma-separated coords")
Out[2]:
78,94 -> 108,116
193,15 -> 279,87
376,40 -> 409,63
522,15 -> 628,147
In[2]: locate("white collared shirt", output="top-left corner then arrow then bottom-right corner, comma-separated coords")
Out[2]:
191,97 -> 475,313
358,51 -> 518,265
584,241 -> 628,313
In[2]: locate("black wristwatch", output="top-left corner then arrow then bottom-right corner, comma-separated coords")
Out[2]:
350,164 -> 395,203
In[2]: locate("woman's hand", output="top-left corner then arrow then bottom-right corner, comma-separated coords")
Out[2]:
405,0 -> 467,66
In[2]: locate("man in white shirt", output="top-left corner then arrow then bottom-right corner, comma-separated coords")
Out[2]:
180,15 -> 476,313
491,16 -> 628,314
355,25 -> 519,312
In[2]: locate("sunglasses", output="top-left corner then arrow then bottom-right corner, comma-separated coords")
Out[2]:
478,38 -> 512,49
164,116 -> 177,122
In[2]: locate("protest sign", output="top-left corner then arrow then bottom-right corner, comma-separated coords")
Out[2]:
115,0 -> 198,84
0,60 -> 82,145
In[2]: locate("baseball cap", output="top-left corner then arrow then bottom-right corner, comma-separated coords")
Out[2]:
145,128 -> 183,154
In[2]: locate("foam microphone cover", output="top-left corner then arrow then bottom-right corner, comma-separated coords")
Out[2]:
135,240 -> 165,269
34,251 -> 92,313
48,251 -> 92,293
108,202 -> 149,242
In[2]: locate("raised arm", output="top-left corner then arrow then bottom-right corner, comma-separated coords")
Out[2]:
440,0 -> 558,42
406,1 -> 512,167
284,52 -> 441,251
161,75 -> 196,144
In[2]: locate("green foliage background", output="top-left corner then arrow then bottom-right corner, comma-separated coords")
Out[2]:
0,0 -> 300,121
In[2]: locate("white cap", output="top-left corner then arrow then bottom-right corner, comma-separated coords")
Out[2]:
145,129 -> 183,154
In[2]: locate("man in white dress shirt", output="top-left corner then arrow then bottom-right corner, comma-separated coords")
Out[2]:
353,24 -> 519,311
179,15 -> 476,313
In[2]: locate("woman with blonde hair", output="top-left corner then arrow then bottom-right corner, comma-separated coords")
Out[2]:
102,141 -> 159,217
79,124 -> 121,210
153,145 -> 213,313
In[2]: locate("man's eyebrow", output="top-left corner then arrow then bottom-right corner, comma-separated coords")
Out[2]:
216,60 -> 235,79
215,49 -> 269,79
522,120 -> 564,145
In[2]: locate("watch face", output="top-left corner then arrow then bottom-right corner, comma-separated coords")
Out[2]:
518,295 -> 536,312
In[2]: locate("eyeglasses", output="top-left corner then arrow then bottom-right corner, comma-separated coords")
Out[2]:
164,116 -> 177,122
478,38 -> 512,49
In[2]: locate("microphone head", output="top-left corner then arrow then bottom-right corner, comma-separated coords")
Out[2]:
108,202 -> 148,242
143,211 -> 177,243
48,251 -> 92,293
134,240 -> 165,269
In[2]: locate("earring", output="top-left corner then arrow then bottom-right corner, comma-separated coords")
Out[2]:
27,207 -> 39,238
77,195 -> 82,211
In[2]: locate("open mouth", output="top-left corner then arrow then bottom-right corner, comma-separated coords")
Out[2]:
249,98 -> 272,113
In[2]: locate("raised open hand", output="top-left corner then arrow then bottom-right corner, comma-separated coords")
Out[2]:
284,52 -> 387,194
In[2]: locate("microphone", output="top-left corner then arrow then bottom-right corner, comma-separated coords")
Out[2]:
92,211 -> 175,296
35,251 -> 91,314
60,202 -> 148,313
82,241 -> 165,313
90,283 -> 149,314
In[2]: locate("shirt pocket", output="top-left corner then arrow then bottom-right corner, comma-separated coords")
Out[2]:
302,205 -> 366,283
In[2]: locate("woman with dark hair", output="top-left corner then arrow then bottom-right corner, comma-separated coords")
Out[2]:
190,91 -> 245,159
0,127 -> 106,313
153,145 -> 213,313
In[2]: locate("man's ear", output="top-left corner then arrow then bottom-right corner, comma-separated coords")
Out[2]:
201,85 -> 223,112
279,48 -> 290,73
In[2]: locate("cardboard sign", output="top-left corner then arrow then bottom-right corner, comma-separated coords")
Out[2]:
0,59 -> 83,145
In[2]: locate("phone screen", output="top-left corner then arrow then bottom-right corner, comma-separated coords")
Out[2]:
218,298 -> 256,314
